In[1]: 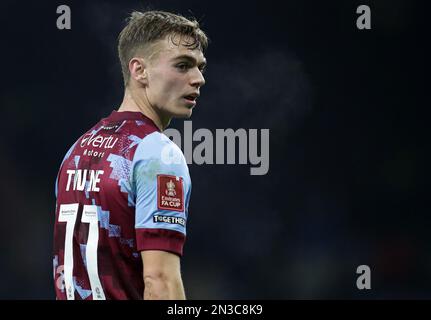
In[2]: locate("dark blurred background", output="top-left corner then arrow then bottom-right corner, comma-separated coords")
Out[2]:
0,0 -> 428,299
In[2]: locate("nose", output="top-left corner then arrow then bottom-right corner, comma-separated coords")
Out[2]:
190,68 -> 206,88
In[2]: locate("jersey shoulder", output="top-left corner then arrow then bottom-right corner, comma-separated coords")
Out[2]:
133,131 -> 186,164
131,131 -> 189,181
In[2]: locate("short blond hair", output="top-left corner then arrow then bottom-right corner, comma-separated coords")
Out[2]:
118,10 -> 208,86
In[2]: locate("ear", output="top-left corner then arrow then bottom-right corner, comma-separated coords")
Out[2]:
129,58 -> 148,85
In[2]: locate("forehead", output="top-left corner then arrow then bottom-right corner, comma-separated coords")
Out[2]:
152,35 -> 206,63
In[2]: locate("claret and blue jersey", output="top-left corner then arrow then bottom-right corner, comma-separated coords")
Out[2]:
53,111 -> 191,300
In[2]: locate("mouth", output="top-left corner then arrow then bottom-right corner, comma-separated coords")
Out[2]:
183,93 -> 199,107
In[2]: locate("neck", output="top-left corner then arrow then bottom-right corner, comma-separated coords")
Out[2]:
118,85 -> 171,131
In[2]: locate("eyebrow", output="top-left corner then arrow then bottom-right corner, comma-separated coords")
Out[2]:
172,54 -> 207,68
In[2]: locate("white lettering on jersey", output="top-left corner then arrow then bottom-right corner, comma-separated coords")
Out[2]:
89,170 -> 102,192
65,170 -> 104,192
80,133 -> 118,149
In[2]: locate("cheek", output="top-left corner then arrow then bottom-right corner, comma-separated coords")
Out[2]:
149,69 -> 185,103
166,87 -> 182,107
163,71 -> 183,88
162,77 -> 185,100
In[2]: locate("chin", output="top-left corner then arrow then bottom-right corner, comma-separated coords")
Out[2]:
184,109 -> 193,118
173,108 -> 193,119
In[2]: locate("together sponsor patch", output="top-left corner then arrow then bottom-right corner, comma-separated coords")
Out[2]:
153,215 -> 186,227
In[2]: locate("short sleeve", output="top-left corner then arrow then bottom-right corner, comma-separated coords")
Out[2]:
131,132 -> 191,256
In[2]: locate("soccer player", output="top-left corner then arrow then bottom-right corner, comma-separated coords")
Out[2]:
52,10 -> 208,300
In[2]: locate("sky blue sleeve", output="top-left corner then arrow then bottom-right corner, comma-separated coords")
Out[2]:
131,132 -> 191,236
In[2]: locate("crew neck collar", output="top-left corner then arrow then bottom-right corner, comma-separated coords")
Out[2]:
108,110 -> 161,131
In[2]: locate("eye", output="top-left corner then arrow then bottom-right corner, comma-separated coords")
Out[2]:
199,66 -> 206,74
176,63 -> 190,71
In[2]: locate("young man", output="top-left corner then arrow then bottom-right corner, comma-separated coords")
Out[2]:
53,10 -> 208,300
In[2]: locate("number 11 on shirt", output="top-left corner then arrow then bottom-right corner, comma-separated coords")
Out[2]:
58,203 -> 106,300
